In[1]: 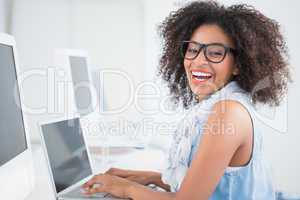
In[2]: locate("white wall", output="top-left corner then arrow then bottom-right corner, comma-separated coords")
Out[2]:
12,0 -> 72,66
0,0 -> 6,32
0,0 -> 12,33
7,0 -> 300,194
69,0 -> 146,128
11,0 -> 146,143
11,0 -> 74,147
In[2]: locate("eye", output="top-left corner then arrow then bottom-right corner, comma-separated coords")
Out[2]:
208,50 -> 224,58
208,51 -> 224,57
207,45 -> 226,58
186,48 -> 198,54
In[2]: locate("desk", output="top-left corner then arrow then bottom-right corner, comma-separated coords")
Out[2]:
25,144 -> 167,200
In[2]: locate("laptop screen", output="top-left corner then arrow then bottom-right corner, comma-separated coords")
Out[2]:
41,118 -> 92,193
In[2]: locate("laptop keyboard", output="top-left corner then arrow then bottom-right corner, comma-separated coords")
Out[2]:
62,186 -> 108,199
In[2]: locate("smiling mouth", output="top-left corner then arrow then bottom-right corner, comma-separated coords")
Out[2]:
191,71 -> 213,82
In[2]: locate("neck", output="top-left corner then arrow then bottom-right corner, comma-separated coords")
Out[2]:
195,94 -> 210,102
195,81 -> 234,103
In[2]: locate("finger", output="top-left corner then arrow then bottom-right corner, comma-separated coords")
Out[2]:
83,184 -> 106,195
82,177 -> 96,189
105,168 -> 129,177
82,175 -> 103,189
81,183 -> 101,193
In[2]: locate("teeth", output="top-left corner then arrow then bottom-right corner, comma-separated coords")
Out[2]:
191,71 -> 212,77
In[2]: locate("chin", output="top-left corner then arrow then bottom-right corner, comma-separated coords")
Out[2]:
194,89 -> 213,98
191,81 -> 216,95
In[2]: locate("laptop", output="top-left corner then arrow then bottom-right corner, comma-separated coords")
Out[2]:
39,116 -> 126,200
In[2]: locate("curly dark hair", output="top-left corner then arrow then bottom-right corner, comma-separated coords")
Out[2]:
158,0 -> 291,108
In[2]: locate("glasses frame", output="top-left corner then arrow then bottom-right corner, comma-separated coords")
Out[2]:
180,40 -> 237,63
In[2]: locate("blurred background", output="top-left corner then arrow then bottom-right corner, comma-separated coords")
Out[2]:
0,0 -> 299,195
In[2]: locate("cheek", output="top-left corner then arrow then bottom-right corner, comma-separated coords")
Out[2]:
184,60 -> 189,69
214,60 -> 235,81
184,60 -> 191,76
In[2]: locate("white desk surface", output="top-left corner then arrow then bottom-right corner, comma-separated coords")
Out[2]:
25,144 -> 167,200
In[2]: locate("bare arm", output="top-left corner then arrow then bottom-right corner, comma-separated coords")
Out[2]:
127,100 -> 252,200
127,183 -> 175,200
84,100 -> 252,200
174,100 -> 252,200
105,168 -> 171,191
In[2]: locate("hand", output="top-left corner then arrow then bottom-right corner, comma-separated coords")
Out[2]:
82,174 -> 136,199
105,168 -> 157,186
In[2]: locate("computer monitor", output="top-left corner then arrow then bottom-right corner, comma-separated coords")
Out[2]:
0,33 -> 34,200
54,49 -> 97,117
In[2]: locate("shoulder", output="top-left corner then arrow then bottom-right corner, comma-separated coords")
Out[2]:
205,99 -> 253,141
212,99 -> 251,118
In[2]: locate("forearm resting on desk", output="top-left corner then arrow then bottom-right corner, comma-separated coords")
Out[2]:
105,168 -> 170,192
127,183 -> 175,200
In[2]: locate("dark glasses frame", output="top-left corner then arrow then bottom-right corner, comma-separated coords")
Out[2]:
180,40 -> 237,63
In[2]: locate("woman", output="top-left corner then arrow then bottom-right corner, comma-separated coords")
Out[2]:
82,1 -> 290,199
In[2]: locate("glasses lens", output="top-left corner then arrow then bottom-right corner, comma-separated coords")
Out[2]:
182,42 -> 200,60
206,45 -> 226,63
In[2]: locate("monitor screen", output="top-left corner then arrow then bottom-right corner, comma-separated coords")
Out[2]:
41,118 -> 92,193
0,43 -> 27,166
69,56 -> 93,116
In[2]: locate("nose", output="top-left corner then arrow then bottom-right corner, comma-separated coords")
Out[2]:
193,48 -> 208,64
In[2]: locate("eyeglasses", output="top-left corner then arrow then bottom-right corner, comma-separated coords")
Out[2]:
180,41 -> 237,63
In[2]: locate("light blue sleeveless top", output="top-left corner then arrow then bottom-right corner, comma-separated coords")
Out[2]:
161,81 -> 276,199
